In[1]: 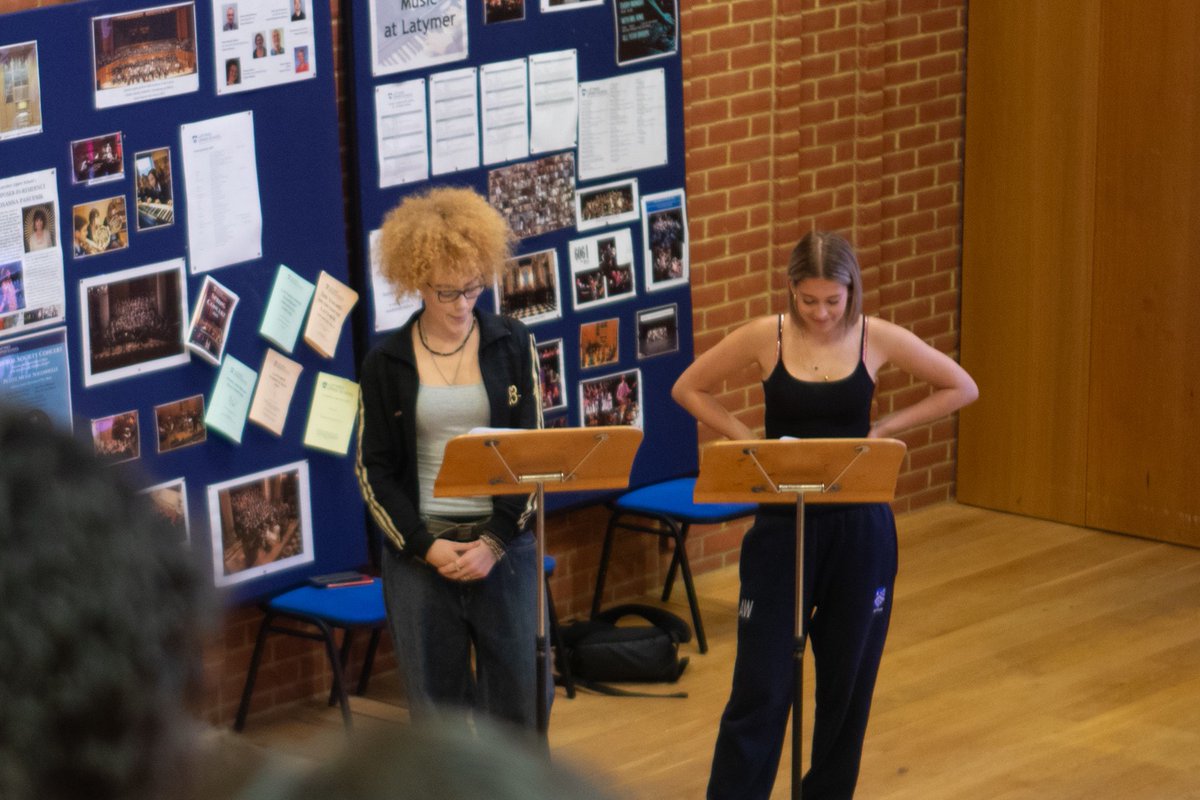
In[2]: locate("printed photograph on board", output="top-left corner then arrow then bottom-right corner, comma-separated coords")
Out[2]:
569,228 -> 636,310
487,152 -> 575,239
154,394 -> 206,453
69,131 -> 124,186
637,303 -> 679,359
485,0 -> 525,24
496,248 -> 561,325
134,147 -> 174,230
0,262 -> 27,316
71,196 -> 129,257
642,188 -> 689,291
21,202 -> 56,253
575,178 -> 639,232
140,477 -> 190,545
541,0 -> 603,11
580,368 -> 642,429
91,409 -> 140,465
91,2 -> 199,109
579,317 -> 619,370
536,338 -> 567,412
207,460 -> 314,587
79,259 -> 189,387
0,41 -> 43,142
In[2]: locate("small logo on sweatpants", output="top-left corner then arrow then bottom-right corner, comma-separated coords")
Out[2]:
738,598 -> 754,620
873,587 -> 887,614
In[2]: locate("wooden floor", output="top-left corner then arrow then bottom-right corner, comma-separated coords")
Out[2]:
234,503 -> 1200,799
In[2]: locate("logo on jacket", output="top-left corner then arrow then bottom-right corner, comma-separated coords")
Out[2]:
508,385 -> 520,406
873,587 -> 887,614
738,598 -> 754,621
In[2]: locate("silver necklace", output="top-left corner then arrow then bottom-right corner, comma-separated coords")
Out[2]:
418,317 -> 475,385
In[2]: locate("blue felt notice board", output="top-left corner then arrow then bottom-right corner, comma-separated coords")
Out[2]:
0,0 -> 366,603
342,0 -> 697,511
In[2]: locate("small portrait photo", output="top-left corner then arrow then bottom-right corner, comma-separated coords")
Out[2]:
252,31 -> 268,59
80,259 -> 189,387
140,477 -> 190,545
290,0 -> 306,21
536,338 -> 567,412
222,3 -> 238,30
496,248 -> 561,326
270,28 -> 285,56
580,317 -> 619,370
576,178 -> 639,232
0,262 -> 27,315
0,41 -> 43,142
154,394 -> 207,453
134,147 -> 174,230
70,131 -> 124,185
293,46 -> 309,73
186,275 -> 239,365
225,58 -> 241,86
580,368 -> 642,429
91,409 -> 140,465
22,203 -> 55,253
207,461 -> 314,587
637,303 -> 679,359
71,196 -> 129,257
485,0 -> 525,25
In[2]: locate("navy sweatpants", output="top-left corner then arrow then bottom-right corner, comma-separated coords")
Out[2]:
707,504 -> 897,800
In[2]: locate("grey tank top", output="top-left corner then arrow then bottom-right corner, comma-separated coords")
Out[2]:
416,382 -> 491,517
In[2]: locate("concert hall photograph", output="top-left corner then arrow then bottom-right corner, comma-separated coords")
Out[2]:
207,461 -> 314,587
154,393 -> 206,453
134,146 -> 173,230
91,1 -> 199,109
79,259 -> 188,386
636,302 -> 679,359
140,477 -> 190,544
90,408 -> 141,465
497,248 -> 561,325
579,367 -> 642,429
575,177 -> 639,231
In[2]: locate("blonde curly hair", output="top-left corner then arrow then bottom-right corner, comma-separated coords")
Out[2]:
377,187 -> 514,295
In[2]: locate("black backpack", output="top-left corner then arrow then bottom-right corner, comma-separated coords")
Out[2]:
560,604 -> 691,697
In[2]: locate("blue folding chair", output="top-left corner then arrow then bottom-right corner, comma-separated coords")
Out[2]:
234,577 -> 387,731
590,477 -> 756,654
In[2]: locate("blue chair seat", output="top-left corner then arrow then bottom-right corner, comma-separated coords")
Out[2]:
591,478 -> 756,653
235,578 -> 387,732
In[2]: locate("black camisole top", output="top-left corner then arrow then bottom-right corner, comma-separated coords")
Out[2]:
763,315 -> 875,440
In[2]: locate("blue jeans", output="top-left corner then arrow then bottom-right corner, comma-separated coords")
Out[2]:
381,530 -> 550,730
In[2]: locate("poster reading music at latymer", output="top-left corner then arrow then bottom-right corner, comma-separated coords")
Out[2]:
369,0 -> 468,77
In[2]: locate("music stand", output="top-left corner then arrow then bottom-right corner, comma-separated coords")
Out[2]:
435,425 -> 643,734
694,438 -> 905,800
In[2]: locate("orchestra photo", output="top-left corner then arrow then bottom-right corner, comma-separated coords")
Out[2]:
154,394 -> 206,453
84,265 -> 186,380
90,409 -> 140,465
216,467 -> 306,578
91,3 -> 197,99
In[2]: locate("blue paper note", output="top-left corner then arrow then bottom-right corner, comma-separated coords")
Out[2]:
259,263 -> 315,354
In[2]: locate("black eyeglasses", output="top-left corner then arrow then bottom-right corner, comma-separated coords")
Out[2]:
427,282 -> 485,303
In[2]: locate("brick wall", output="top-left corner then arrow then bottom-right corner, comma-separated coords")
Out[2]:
1,0 -> 968,725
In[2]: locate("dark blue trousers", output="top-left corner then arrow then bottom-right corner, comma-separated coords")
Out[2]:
708,504 -> 897,800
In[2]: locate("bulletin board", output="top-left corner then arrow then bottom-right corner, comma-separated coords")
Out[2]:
343,0 -> 697,511
0,0 -> 367,604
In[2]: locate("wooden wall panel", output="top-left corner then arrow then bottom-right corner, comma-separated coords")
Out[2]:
957,1 -> 1100,523
1086,0 -> 1200,546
